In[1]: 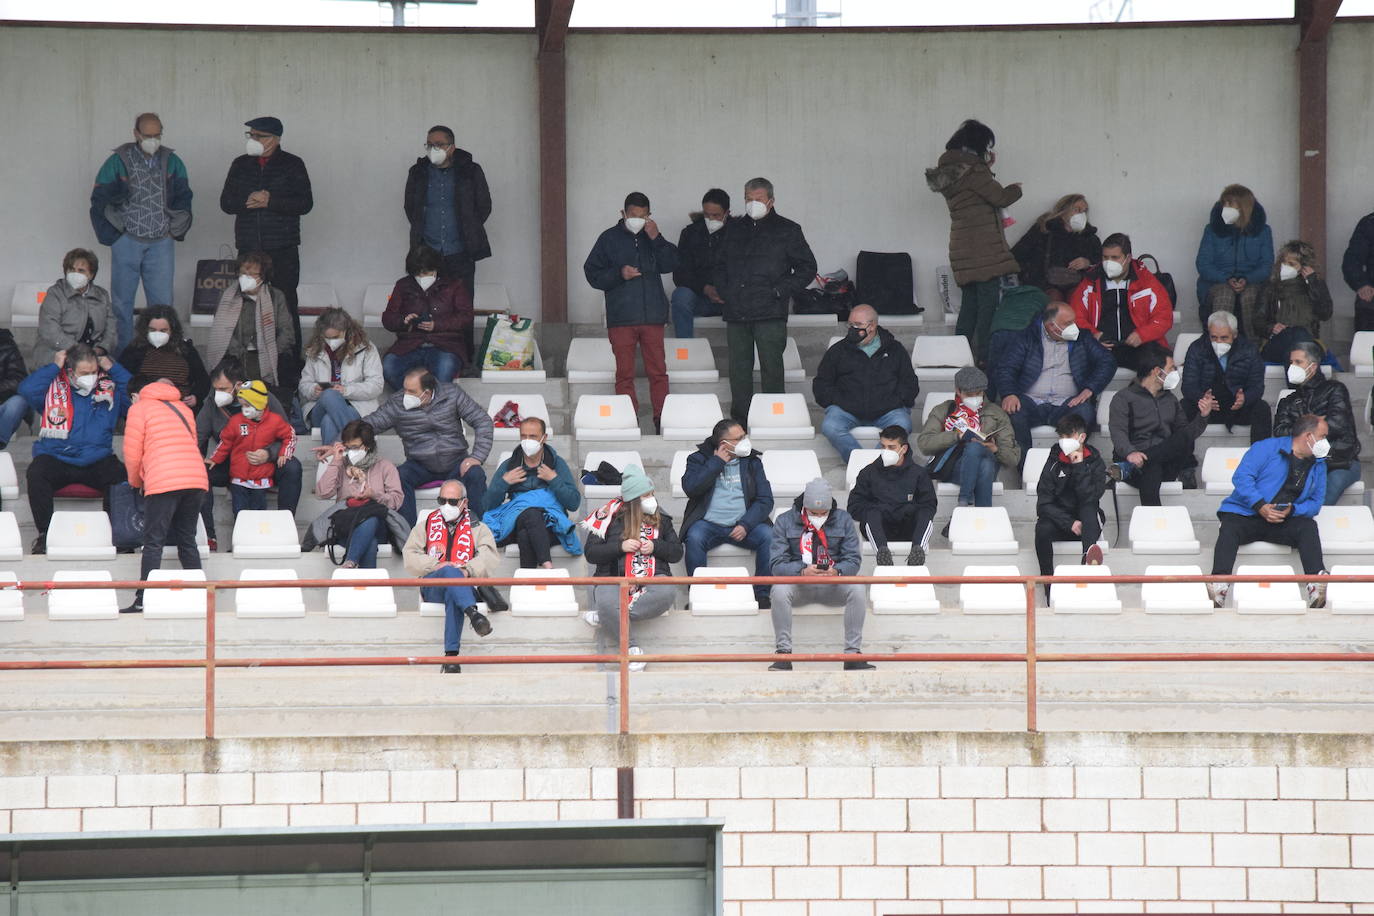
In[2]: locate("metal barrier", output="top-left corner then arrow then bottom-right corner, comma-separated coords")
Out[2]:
3,570 -> 1374,738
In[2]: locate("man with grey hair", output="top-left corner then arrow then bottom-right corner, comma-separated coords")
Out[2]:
714,177 -> 817,423
1180,310 -> 1270,442
767,478 -> 871,671
813,304 -> 920,461
1273,341 -> 1360,504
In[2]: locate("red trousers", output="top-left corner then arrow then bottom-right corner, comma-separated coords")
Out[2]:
607,324 -> 669,419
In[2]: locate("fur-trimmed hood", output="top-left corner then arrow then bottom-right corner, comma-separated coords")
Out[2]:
1209,198 -> 1269,237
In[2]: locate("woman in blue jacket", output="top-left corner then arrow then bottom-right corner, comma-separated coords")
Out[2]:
1195,184 -> 1274,328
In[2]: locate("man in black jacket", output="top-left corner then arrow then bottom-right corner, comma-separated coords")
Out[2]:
1340,209 -> 1374,331
219,116 -> 313,352
670,188 -> 730,338
1180,310 -> 1271,443
1034,412 -> 1106,596
846,426 -> 937,567
1273,341 -> 1361,504
403,125 -> 493,297
583,192 -> 679,430
814,305 -> 919,461
714,177 -> 817,423
0,329 -> 31,449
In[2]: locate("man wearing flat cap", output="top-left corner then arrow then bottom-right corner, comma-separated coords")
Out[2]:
219,116 -> 313,352
917,365 -> 1020,508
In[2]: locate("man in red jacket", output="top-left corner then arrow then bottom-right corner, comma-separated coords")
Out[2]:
206,379 -> 296,515
1071,232 -> 1173,373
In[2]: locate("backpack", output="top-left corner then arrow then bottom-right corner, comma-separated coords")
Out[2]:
856,251 -> 921,315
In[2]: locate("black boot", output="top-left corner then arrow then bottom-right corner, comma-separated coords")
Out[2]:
120,590 -> 145,614
768,649 -> 792,671
465,606 -> 492,637
476,585 -> 509,613
441,650 -> 461,674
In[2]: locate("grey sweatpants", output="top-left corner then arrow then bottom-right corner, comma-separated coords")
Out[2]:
592,583 -> 675,646
770,582 -> 867,653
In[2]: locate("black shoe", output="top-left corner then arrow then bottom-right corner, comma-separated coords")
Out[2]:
768,650 -> 792,671
757,595 -> 771,610
119,602 -> 143,615
906,545 -> 926,566
875,546 -> 893,567
441,650 -> 461,674
940,522 -> 951,540
476,585 -> 509,613
1180,468 -> 1198,489
29,535 -> 45,556
465,606 -> 492,637
844,651 -> 876,671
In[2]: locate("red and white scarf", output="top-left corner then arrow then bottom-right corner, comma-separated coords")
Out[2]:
581,497 -> 623,539
424,509 -> 474,565
39,370 -> 114,440
582,499 -> 659,606
800,511 -> 832,567
943,397 -> 982,436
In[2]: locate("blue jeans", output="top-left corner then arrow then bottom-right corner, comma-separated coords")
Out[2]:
820,405 -> 913,463
683,519 -> 773,599
229,484 -> 268,514
383,347 -> 461,391
956,440 -> 999,507
398,458 -> 488,526
423,566 -> 476,652
1008,397 -> 1096,465
345,515 -> 384,567
308,389 -> 362,445
110,235 -> 174,356
1324,466 -> 1362,506
0,394 -> 33,446
202,457 -> 302,538
670,286 -> 721,338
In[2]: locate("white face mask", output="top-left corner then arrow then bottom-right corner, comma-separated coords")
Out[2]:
745,200 -> 769,220
1288,363 -> 1309,386
1220,205 -> 1240,225
1102,259 -> 1126,280
416,275 -> 437,291
962,395 -> 984,411
139,136 -> 161,156
806,510 -> 829,526
73,373 -> 97,394
147,330 -> 171,349
66,271 -> 89,290
239,404 -> 261,420
427,146 -> 447,166
879,448 -> 902,467
238,274 -> 259,293
1310,436 -> 1331,459
438,502 -> 463,522
1279,263 -> 1300,281
732,436 -> 752,458
519,438 -> 543,457
704,218 -> 725,234
1160,369 -> 1181,391
640,496 -> 658,515
623,216 -> 646,234
1068,211 -> 1088,232
245,138 -> 266,157
402,393 -> 424,411
1212,341 -> 1232,358
1057,321 -> 1080,342
1058,436 -> 1082,454
213,389 -> 234,407
325,336 -> 344,351
345,448 -> 367,465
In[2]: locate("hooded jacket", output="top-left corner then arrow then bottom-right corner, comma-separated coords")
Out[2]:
1011,217 -> 1102,293
846,454 -> 938,524
218,148 -> 313,251
19,361 -> 130,467
1036,442 -> 1107,532
35,278 -> 118,366
1273,372 -> 1359,471
812,327 -> 920,420
994,320 -> 1116,404
483,442 -> 581,515
1070,258 -> 1174,345
403,150 -> 493,261
362,382 -> 494,476
298,341 -> 385,419
207,407 -> 297,484
1255,248 -> 1333,343
90,143 -> 193,245
681,438 -> 774,534
769,496 -> 862,577
1218,436 -> 1326,519
582,510 -> 684,578
196,387 -> 288,457
383,274 -> 473,362
1181,334 -> 1264,407
673,215 -> 725,295
583,222 -> 680,328
925,148 -> 1022,287
1108,380 -> 1207,459
123,380 -> 208,495
712,211 -> 818,322
1195,200 -> 1275,305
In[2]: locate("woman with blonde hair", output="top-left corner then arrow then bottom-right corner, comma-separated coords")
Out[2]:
298,307 -> 384,444
1195,183 -> 1274,327
1253,240 -> 1333,362
1011,193 -> 1101,301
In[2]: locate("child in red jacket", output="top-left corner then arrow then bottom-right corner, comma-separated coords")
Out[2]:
206,380 -> 297,514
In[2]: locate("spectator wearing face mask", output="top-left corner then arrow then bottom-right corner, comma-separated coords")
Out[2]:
118,304 -> 210,409
0,327 -> 31,451
35,248 -> 117,367
1107,344 -> 1212,505
1070,232 -> 1173,373
813,305 -> 920,462
206,250 -> 298,406
298,308 -> 383,445
482,417 -> 583,569
1273,341 -> 1359,505
1034,412 -> 1106,593
1011,193 -> 1101,302
204,379 -> 297,515
670,188 -> 731,338
1253,240 -> 1333,363
918,366 -> 1019,509
1181,311 -> 1271,443
313,420 -> 404,569
404,125 -> 493,300
1339,207 -> 1374,331
383,245 -> 474,388
847,425 -> 937,567
1195,183 -> 1274,328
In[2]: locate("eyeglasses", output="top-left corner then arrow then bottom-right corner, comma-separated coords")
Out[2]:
243,131 -> 274,140
436,497 -> 465,507
424,142 -> 453,151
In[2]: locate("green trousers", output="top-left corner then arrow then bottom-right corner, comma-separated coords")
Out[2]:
955,279 -> 1002,364
726,318 -> 788,422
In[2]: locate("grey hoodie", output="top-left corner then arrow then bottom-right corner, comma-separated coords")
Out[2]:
769,495 -> 862,577
362,381 -> 494,475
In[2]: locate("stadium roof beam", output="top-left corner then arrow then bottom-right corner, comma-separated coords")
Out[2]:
536,0 -> 574,323
1297,0 -> 1342,263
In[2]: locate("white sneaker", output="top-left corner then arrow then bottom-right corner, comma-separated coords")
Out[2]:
1306,581 -> 1327,609
581,610 -> 600,628
1207,583 -> 1229,608
628,645 -> 646,672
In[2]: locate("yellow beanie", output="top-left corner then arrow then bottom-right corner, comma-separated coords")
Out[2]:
237,380 -> 269,411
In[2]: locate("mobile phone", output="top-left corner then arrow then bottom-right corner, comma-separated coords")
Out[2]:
815,559 -> 831,571
1272,503 -> 1292,512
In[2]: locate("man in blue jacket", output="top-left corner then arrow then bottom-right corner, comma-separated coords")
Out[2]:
583,192 -> 679,432
1181,310 -> 1271,442
995,301 -> 1115,466
1209,414 -> 1329,609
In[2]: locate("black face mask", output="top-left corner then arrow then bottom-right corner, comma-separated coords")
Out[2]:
845,326 -> 865,345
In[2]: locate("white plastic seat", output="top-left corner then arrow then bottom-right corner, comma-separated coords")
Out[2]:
327,567 -> 398,617
48,570 -> 118,619
1050,564 -> 1122,614
911,335 -> 974,383
845,450 -> 884,490
752,337 -> 805,382
480,341 -> 546,383
759,449 -> 823,498
0,452 -> 17,501
688,567 -> 758,616
1327,565 -> 1374,614
1129,506 -> 1200,554
660,393 -> 724,440
1201,447 -> 1248,495
670,449 -> 692,498
234,569 -> 305,618
1140,565 -> 1215,614
1316,505 -> 1374,555
0,571 -> 22,621
959,565 -> 1025,615
663,338 -> 719,382
573,394 -> 641,441
473,283 -> 510,314
231,510 -> 301,559
143,569 -> 208,619
0,512 -> 20,561
486,394 -> 552,440
747,393 -> 815,439
937,479 -> 1004,498
9,282 -> 46,328
870,565 -> 939,614
1173,332 -> 1202,369
1095,390 -> 1116,429
419,598 -> 444,617
921,392 -> 954,425
361,283 -> 393,328
948,507 -> 1018,555
565,338 -> 615,383
295,282 -> 339,316
581,451 -> 644,500
1351,331 -> 1374,378
1236,538 -> 1292,557
1233,564 -> 1307,614
1020,447 -> 1051,497
509,567 -> 578,616
45,511 -> 115,560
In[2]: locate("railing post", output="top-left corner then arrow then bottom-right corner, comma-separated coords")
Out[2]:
205,584 -> 217,740
618,578 -> 631,735
1025,579 -> 1037,733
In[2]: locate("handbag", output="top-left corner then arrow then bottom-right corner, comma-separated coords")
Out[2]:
856,251 -> 921,315
109,482 -> 146,552
477,314 -> 537,372
322,499 -> 389,565
1043,242 -> 1083,290
1137,254 -> 1177,309
192,246 -> 239,316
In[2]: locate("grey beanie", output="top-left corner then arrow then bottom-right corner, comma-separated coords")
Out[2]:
802,478 -> 832,512
619,464 -> 655,501
954,365 -> 988,393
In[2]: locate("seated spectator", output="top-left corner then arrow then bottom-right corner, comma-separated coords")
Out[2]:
402,479 -> 497,673
1195,183 -> 1274,328
205,380 -> 297,514
918,366 -> 1020,508
984,283 -> 1048,400
1252,240 -> 1333,363
1339,206 -> 1374,331
382,245 -> 473,390
768,478 -> 870,672
0,327 -> 32,450
670,188 -> 730,337
298,308 -> 383,445
18,344 -> 130,554
118,305 -> 210,408
362,367 -> 492,525
1181,311 -> 1271,443
813,305 -> 920,462
1034,413 -> 1106,596
119,375 -> 207,614
196,358 -> 301,551
1209,415 -> 1330,609
580,466 -> 683,672
681,419 -> 774,608
482,417 -> 583,569
1107,344 -> 1211,505
1011,193 -> 1101,301
1070,232 -> 1173,372
206,251 -> 298,404
847,425 -> 936,567
995,301 -> 1115,465
35,248 -> 117,367
1274,341 -> 1360,504
314,420 -> 404,568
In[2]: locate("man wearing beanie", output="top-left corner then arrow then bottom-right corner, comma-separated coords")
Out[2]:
813,304 -> 920,462
204,378 -> 297,514
917,366 -> 1019,508
767,477 -> 870,671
